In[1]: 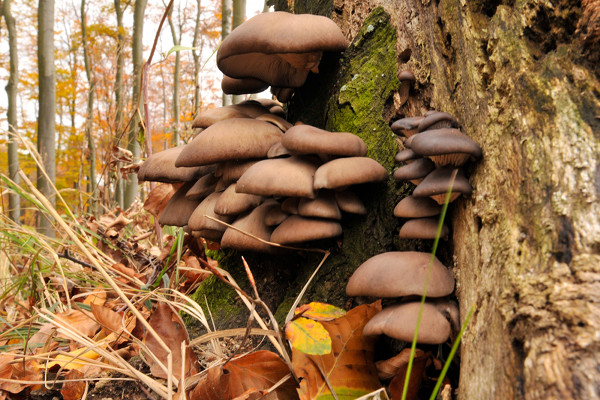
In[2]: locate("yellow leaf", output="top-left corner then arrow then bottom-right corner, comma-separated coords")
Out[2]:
286,317 -> 331,355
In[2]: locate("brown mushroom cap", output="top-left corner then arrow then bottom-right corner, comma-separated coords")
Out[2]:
412,166 -> 472,204
175,118 -> 283,167
188,192 -> 234,232
264,203 -> 289,226
395,148 -> 419,163
185,173 -> 219,200
335,190 -> 367,215
221,75 -> 269,95
297,191 -> 342,220
393,196 -> 442,218
158,182 -> 201,227
138,147 -> 213,183
398,218 -> 449,240
313,157 -> 388,190
256,113 -> 293,132
217,12 -> 348,88
213,183 -> 263,216
280,197 -> 300,214
393,157 -> 435,185
221,200 -> 278,253
410,128 -> 483,167
236,156 -> 319,199
390,116 -> 424,138
346,251 -> 455,298
192,106 -> 251,129
282,125 -> 367,157
215,159 -> 261,185
417,111 -> 459,132
363,302 -> 452,344
270,215 -> 342,244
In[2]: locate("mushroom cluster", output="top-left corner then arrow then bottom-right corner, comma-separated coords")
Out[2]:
216,11 -> 348,102
138,99 -> 388,252
391,110 -> 482,240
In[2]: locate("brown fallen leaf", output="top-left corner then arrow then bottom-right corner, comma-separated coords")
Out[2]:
90,303 -> 135,344
387,351 -> 432,400
143,302 -> 200,380
144,183 -> 178,218
376,348 -> 426,380
190,350 -> 298,400
0,354 -> 41,394
61,370 -> 86,400
293,301 -> 383,400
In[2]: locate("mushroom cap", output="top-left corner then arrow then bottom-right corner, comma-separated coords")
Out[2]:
158,182 -> 201,227
280,197 -> 300,214
398,217 -> 450,240
393,158 -> 435,183
256,113 -> 293,132
217,12 -> 347,87
410,128 -> 483,166
192,106 -> 251,129
138,147 -> 213,183
270,215 -> 342,244
363,302 -> 452,344
188,192 -> 234,232
282,125 -> 367,157
213,183 -> 263,216
398,70 -> 416,81
234,100 -> 274,117
393,196 -> 442,218
267,141 -> 291,158
395,148 -> 419,163
335,190 -> 367,215
412,166 -> 472,204
346,251 -> 455,298
221,200 -> 278,253
313,157 -> 388,190
185,173 -> 219,200
417,111 -> 459,132
271,87 -> 296,103
175,118 -> 283,167
215,159 -> 261,185
390,116 -> 424,138
221,75 -> 269,95
236,156 -> 319,199
264,203 -> 289,226
297,191 -> 342,220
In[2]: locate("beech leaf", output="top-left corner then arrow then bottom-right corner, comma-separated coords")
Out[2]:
190,350 -> 299,400
286,317 -> 332,355
293,301 -> 383,400
294,302 -> 347,321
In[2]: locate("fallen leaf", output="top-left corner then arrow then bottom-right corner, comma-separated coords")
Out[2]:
388,351 -> 431,400
90,304 -> 135,343
83,286 -> 106,307
144,183 -> 177,218
293,301 -> 383,400
285,317 -> 332,355
143,302 -> 200,380
61,370 -> 86,400
190,350 -> 298,400
295,302 -> 346,321
375,348 -> 426,380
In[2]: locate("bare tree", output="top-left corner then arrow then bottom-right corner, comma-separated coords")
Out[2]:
192,0 -> 203,118
124,0 -> 148,209
231,0 -> 245,104
37,0 -> 56,236
113,0 -> 128,208
2,0 -> 20,224
221,0 -> 232,106
80,0 -> 97,214
166,2 -> 182,146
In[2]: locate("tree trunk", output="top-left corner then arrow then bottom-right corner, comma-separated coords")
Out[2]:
262,0 -> 600,398
2,0 -> 20,224
37,0 -> 56,236
81,0 -> 97,214
221,0 -> 233,106
192,0 -> 203,118
113,0 -> 126,209
124,0 -> 147,209
167,5 -> 181,147
231,0 -> 246,104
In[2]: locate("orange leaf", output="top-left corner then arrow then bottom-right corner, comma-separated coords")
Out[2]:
190,350 -> 298,400
61,370 -> 86,400
144,183 -> 177,218
83,286 -> 106,306
143,302 -> 200,380
388,351 -> 431,400
295,302 -> 346,321
293,301 -> 383,400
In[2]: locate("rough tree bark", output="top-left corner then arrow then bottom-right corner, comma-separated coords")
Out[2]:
167,3 -> 182,146
259,1 -> 600,398
37,0 -> 56,236
124,0 -> 147,209
2,0 -> 20,224
113,0 -> 126,208
81,0 -> 97,214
